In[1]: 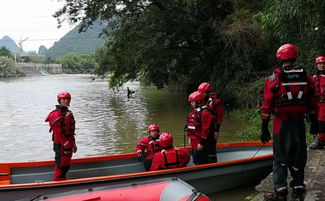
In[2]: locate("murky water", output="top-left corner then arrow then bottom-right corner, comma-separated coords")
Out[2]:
0,74 -> 254,200
0,74 -> 246,162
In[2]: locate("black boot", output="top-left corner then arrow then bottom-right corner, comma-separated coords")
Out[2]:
264,192 -> 287,201
292,189 -> 305,201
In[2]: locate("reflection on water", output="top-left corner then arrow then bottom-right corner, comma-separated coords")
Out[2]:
0,74 -> 245,162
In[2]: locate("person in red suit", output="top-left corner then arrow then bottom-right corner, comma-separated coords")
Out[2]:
198,82 -> 224,163
260,44 -> 315,201
45,91 -> 77,181
309,56 -> 325,149
186,91 -> 216,165
135,124 -> 162,171
150,132 -> 190,171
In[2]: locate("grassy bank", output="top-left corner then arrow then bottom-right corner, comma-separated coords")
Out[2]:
229,109 -> 314,144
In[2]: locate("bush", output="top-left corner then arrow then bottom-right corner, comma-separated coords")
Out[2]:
0,56 -> 22,77
232,109 -> 315,144
58,54 -> 96,73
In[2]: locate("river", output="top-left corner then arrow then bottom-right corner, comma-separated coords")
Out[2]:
0,74 -> 255,200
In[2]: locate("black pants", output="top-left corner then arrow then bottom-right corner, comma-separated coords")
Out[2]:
192,149 -> 209,165
143,158 -> 152,171
207,139 -> 218,163
272,120 -> 307,193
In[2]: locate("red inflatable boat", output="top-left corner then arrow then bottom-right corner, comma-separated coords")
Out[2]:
21,178 -> 210,201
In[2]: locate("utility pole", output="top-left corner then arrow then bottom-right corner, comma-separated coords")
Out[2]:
18,37 -> 29,54
18,37 -> 29,62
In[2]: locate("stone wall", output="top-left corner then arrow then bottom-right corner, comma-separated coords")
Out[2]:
16,62 -> 63,75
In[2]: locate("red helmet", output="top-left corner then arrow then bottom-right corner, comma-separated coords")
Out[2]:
57,91 -> 71,100
276,44 -> 298,61
148,124 -> 160,132
198,82 -> 211,93
315,56 -> 325,64
159,132 -> 173,147
188,91 -> 203,102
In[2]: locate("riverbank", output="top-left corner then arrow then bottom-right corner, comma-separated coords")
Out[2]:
15,62 -> 63,75
252,149 -> 325,201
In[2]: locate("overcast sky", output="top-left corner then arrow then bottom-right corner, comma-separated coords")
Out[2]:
0,0 -> 77,52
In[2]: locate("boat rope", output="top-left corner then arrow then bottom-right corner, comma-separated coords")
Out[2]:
240,144 -> 265,172
250,144 -> 264,161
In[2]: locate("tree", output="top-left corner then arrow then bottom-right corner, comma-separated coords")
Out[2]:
27,51 -> 46,63
0,47 -> 13,58
58,54 -> 96,73
260,0 -> 325,70
0,56 -> 21,77
55,0 -> 272,107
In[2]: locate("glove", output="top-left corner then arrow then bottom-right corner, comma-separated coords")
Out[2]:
261,119 -> 271,144
309,114 -> 318,135
137,153 -> 143,161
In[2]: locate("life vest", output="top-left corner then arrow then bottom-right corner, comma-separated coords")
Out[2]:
162,148 -> 180,169
148,137 -> 161,154
186,108 -> 202,137
137,136 -> 161,158
47,108 -> 75,137
206,93 -> 221,113
273,67 -> 309,114
313,74 -> 325,103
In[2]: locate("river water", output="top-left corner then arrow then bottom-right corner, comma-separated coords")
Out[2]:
0,74 -> 255,200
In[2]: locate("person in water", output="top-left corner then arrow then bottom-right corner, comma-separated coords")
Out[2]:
45,91 -> 77,181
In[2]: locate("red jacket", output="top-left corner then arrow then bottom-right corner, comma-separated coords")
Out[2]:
186,108 -> 215,149
261,66 -> 315,133
313,74 -> 325,121
150,147 -> 190,171
45,106 -> 76,149
135,136 -> 161,159
203,92 -> 224,124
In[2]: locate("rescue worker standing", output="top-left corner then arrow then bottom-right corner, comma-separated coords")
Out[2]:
45,91 -> 77,181
150,132 -> 190,171
198,82 -> 224,162
260,44 -> 315,201
135,124 -> 162,171
309,56 -> 325,149
186,91 -> 216,165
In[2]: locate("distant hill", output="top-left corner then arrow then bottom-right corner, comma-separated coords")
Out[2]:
46,21 -> 107,58
0,36 -> 20,53
38,45 -> 48,56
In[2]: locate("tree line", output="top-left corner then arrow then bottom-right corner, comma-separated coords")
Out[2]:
3,0 -> 325,108
0,47 -> 96,76
53,0 -> 325,108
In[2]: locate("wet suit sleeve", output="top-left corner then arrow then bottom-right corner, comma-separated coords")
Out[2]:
135,137 -> 147,154
260,72 -> 279,120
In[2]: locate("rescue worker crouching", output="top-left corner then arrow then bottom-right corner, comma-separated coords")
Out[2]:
260,44 -> 315,201
135,124 -> 162,171
198,82 -> 224,163
45,91 -> 77,181
150,132 -> 190,171
186,91 -> 216,165
309,56 -> 325,149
